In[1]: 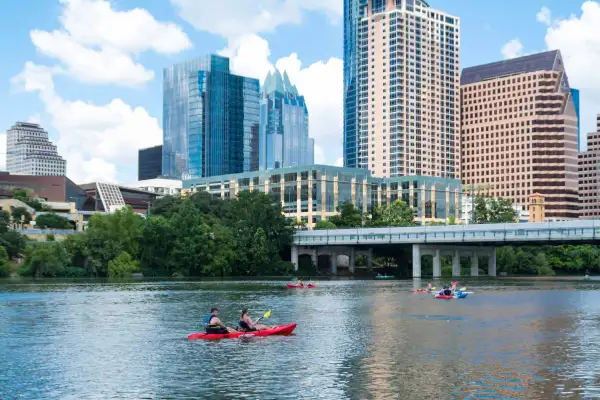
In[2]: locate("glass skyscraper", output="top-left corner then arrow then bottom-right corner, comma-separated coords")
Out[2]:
259,69 -> 314,170
343,0 -> 460,179
162,55 -> 260,179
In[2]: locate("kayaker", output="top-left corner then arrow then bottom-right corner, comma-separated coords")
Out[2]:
427,281 -> 432,291
308,279 -> 314,286
443,286 -> 452,296
205,308 -> 236,334
298,279 -> 304,287
239,308 -> 268,332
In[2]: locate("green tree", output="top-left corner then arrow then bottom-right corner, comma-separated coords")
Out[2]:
108,251 -> 140,277
62,234 -> 90,273
35,213 -> 72,229
0,211 -> 10,233
84,207 -> 144,276
150,195 -> 183,218
474,196 -> 515,224
315,219 -> 337,230
0,231 -> 26,259
448,215 -> 457,225
139,216 -> 178,275
497,246 -> 517,274
0,246 -> 9,277
534,253 -> 555,276
19,243 -> 68,277
329,202 -> 363,228
12,207 -> 32,225
474,196 -> 490,224
371,200 -> 415,227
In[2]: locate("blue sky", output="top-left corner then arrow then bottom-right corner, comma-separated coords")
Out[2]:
0,0 -> 596,183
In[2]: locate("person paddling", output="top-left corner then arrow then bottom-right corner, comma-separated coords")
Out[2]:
205,308 -> 236,334
239,308 -> 268,332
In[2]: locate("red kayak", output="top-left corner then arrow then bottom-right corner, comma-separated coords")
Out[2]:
435,294 -> 455,299
187,323 -> 297,340
286,284 -> 315,289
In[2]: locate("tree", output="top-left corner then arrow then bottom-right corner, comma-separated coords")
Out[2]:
0,231 -> 26,259
448,215 -> 457,225
140,216 -> 176,274
108,252 -> 140,278
35,213 -> 72,229
315,220 -> 337,230
12,207 -> 32,225
19,243 -> 68,277
497,246 -> 517,274
150,195 -> 183,218
329,202 -> 363,228
534,253 -> 554,276
474,196 -> 490,224
474,196 -> 515,224
371,200 -> 415,227
83,207 -> 144,276
0,246 -> 9,277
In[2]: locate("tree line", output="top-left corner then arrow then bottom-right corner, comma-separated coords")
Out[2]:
8,191 -> 295,278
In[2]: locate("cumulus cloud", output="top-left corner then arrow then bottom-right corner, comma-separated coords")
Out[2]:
170,0 -> 341,38
501,38 -> 524,59
540,1 -> 600,143
220,34 -> 343,165
537,6 -> 552,26
32,0 -> 191,86
12,62 -> 162,183
27,114 -> 41,124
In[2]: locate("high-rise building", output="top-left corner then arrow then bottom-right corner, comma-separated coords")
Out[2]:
461,50 -> 580,220
259,69 -> 314,170
571,88 -> 581,151
162,55 -> 260,179
578,114 -> 600,219
6,122 -> 66,176
138,145 -> 162,181
343,0 -> 460,179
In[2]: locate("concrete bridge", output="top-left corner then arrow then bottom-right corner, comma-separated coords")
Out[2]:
292,220 -> 600,277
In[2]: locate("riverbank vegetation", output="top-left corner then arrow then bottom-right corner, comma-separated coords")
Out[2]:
8,191 -> 295,278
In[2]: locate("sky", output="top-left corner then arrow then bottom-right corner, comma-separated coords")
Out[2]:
0,0 -> 597,184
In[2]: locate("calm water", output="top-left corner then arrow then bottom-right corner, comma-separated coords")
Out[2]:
1,279 -> 600,399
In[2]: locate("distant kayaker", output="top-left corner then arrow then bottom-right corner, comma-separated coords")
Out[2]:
205,308 -> 236,334
443,286 -> 452,296
239,308 -> 268,332
427,282 -> 432,291
308,279 -> 314,286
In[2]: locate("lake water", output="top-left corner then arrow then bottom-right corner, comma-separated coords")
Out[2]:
1,279 -> 600,399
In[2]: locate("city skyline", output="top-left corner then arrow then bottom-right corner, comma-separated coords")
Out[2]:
0,0 -> 597,184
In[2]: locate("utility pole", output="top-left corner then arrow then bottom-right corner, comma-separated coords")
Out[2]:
471,183 -> 475,225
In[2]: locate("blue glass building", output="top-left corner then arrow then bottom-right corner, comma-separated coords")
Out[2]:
259,69 -> 313,170
162,55 -> 260,179
571,88 -> 581,151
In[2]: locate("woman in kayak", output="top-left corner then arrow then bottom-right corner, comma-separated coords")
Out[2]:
205,308 -> 237,334
239,309 -> 268,332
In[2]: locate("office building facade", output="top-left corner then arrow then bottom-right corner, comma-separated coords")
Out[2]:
578,115 -> 600,218
461,50 -> 580,220
259,69 -> 314,170
6,122 -> 66,176
344,0 -> 460,179
162,55 -> 260,179
138,145 -> 162,181
183,165 -> 462,228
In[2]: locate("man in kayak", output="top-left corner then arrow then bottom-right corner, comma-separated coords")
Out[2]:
239,308 -> 268,332
443,286 -> 452,296
205,308 -> 236,334
427,281 -> 432,292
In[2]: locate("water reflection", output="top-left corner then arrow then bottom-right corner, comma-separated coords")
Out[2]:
1,280 -> 600,399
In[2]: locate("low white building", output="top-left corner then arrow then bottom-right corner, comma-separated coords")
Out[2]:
124,178 -> 182,197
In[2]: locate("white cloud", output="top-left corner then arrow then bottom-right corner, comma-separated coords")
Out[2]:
501,38 -> 524,59
12,62 -> 162,183
539,1 -> 600,145
31,30 -> 154,86
27,114 -> 41,124
220,34 -> 343,165
59,0 -> 191,54
537,6 -> 552,26
170,0 -> 341,38
31,0 -> 191,86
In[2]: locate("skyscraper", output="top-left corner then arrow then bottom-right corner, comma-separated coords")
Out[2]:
461,50 -> 580,220
162,55 -> 260,179
578,114 -> 600,219
343,0 -> 460,178
259,69 -> 314,170
6,122 -> 66,176
138,145 -> 162,181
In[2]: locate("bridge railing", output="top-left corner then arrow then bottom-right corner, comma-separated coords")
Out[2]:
293,220 -> 600,246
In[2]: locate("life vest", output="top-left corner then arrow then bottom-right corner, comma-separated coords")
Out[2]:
204,314 -> 219,329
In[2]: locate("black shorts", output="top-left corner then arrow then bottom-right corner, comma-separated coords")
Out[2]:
206,327 -> 228,334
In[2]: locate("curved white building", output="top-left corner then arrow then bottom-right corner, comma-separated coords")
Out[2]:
6,122 -> 66,176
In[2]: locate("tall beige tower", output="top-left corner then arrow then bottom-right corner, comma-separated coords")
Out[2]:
461,50 -> 580,220
344,0 -> 460,179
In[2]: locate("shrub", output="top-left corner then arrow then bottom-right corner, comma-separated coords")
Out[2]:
108,252 -> 140,278
0,246 -> 9,278
46,234 -> 56,242
36,214 -> 72,229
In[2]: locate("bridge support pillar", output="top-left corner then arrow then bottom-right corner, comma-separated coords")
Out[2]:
412,244 -> 421,278
471,253 -> 479,276
433,249 -> 441,278
349,248 -> 356,274
291,246 -> 299,271
331,252 -> 338,275
452,250 -> 460,277
488,248 -> 497,277
311,248 -> 317,269
367,248 -> 373,270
